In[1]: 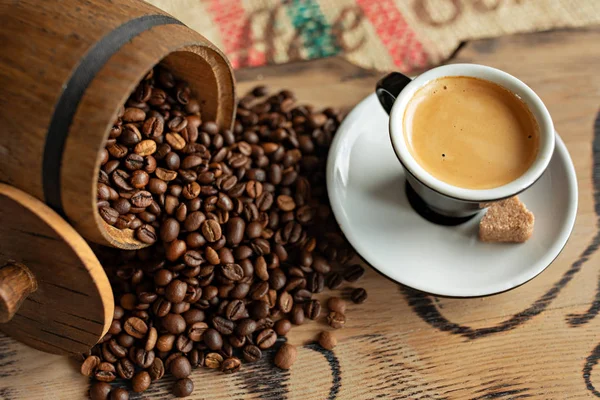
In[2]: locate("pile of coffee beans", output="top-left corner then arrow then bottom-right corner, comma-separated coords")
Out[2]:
84,64 -> 368,399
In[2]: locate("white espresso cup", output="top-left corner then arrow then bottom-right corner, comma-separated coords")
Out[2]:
376,64 -> 555,225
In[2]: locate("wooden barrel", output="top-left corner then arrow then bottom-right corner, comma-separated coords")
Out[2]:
0,0 -> 236,249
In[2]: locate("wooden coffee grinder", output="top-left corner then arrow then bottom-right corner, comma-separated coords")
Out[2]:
0,0 -> 235,355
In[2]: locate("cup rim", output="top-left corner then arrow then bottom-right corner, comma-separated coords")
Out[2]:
389,63 -> 555,202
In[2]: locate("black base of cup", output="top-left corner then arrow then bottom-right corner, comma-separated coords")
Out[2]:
405,182 -> 478,226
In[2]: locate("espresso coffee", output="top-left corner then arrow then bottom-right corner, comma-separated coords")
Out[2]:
404,76 -> 539,189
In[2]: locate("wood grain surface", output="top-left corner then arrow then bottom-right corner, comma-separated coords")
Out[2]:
1,27 -> 600,399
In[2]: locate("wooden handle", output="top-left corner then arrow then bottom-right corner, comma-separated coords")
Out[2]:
0,261 -> 38,323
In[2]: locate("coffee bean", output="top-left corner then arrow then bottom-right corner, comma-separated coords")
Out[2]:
94,361 -> 116,382
80,355 -> 100,377
235,318 -> 257,336
115,357 -> 135,380
173,378 -> 194,398
351,288 -> 368,304
250,281 -> 269,301
242,344 -> 262,363
204,352 -> 223,369
312,256 -> 331,274
166,239 -> 187,262
123,107 -> 146,122
136,224 -> 157,244
226,217 -> 245,246
162,313 -> 186,334
172,304 -> 192,319
274,319 -> 292,336
205,246 -> 220,265
183,211 -> 205,232
225,299 -> 246,321
201,219 -> 222,242
170,355 -> 192,379
204,328 -> 223,350
145,357 -> 164,382
188,348 -> 203,368
232,246 -> 251,261
245,180 -> 263,198
274,343 -> 297,370
123,317 -> 148,339
293,289 -> 312,303
182,182 -> 201,200
131,190 -> 153,208
251,238 -> 271,255
327,312 -> 346,329
108,338 -> 127,358
155,167 -> 178,182
249,301 -> 269,320
318,331 -> 337,350
305,299 -> 321,320
89,382 -> 112,400
132,371 -> 151,393
326,273 -> 343,290
291,304 -> 305,325
254,257 -> 269,281
344,264 -> 365,282
222,357 -> 242,374
188,321 -> 209,342
212,316 -> 235,335
278,292 -> 294,313
110,388 -> 129,400
101,342 -> 117,363
160,218 -> 180,242
117,333 -> 135,349
99,207 -> 119,225
217,264 -> 242,282
276,195 -> 296,211
327,297 -> 347,314
256,328 -> 277,349
307,272 -> 324,293
166,132 -> 186,150
133,347 -> 155,369
144,155 -> 157,174
156,334 -> 176,352
165,280 -> 187,303
154,269 -> 173,287
152,297 -> 172,317
269,268 -> 286,290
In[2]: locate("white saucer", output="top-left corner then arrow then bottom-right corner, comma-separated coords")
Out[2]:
326,94 -> 578,297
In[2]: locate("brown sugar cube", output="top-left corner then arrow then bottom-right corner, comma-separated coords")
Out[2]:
479,196 -> 534,243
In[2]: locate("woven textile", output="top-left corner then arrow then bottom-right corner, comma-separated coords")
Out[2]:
146,0 -> 600,72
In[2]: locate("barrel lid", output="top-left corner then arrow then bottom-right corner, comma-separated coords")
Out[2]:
0,183 -> 113,355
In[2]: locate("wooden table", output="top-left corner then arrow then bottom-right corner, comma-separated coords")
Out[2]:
1,27 -> 599,399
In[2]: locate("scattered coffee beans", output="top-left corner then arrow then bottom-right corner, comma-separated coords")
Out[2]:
132,371 -> 151,393
343,264 -> 365,283
327,297 -> 346,314
327,312 -> 346,329
84,65 -> 372,398
351,288 -> 368,304
89,382 -> 112,400
274,343 -> 297,370
109,388 -> 129,400
173,378 -> 194,398
318,331 -> 337,350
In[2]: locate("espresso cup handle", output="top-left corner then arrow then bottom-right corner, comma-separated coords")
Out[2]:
376,72 -> 413,115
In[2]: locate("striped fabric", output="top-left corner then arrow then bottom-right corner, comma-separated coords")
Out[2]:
146,0 -> 600,72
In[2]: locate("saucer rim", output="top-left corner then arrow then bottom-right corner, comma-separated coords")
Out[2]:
326,93 -> 579,297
